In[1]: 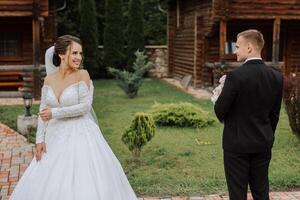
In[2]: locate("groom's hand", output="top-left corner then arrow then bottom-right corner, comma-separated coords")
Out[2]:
39,107 -> 52,121
36,142 -> 47,161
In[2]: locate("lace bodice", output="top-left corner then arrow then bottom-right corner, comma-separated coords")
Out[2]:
35,80 -> 94,144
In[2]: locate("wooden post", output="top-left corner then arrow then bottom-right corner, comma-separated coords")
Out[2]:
32,0 -> 41,99
176,0 -> 180,28
272,18 -> 281,68
167,6 -> 174,77
193,14 -> 198,87
219,20 -> 227,60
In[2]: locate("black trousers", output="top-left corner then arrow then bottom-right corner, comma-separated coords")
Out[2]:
223,150 -> 272,200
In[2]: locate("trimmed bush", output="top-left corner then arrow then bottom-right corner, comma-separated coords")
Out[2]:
283,74 -> 300,141
108,50 -> 154,98
149,102 -> 215,128
122,112 -> 156,161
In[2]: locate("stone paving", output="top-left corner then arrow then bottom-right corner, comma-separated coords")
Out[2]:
0,122 -> 35,200
159,78 -> 213,100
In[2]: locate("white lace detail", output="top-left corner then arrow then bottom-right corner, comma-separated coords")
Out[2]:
35,86 -> 49,144
51,81 -> 92,119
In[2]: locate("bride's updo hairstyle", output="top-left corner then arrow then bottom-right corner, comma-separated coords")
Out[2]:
53,35 -> 82,67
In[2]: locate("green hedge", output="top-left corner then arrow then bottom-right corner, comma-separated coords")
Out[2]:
149,102 -> 215,128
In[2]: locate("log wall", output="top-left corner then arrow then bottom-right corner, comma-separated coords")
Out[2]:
0,0 -> 49,17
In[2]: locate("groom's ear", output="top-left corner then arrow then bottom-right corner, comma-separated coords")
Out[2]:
247,43 -> 252,53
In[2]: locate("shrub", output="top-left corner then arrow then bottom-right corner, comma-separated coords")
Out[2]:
122,112 -> 156,161
283,74 -> 300,140
108,50 -> 154,98
149,102 -> 215,128
27,125 -> 36,144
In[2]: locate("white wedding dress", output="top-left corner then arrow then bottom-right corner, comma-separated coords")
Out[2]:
9,80 -> 138,200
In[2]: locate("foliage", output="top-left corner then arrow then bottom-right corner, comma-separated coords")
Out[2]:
108,50 -> 154,98
123,0 -> 167,45
103,0 -> 125,70
95,0 -> 105,45
143,0 -> 167,45
27,126 -> 37,144
149,102 -> 215,128
283,74 -> 300,141
122,112 -> 156,161
57,0 -> 167,46
79,0 -> 102,78
126,0 -> 144,67
57,0 -> 80,36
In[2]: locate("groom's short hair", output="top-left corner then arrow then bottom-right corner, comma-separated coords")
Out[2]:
237,29 -> 265,51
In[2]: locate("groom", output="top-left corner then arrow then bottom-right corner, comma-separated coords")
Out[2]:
214,29 -> 283,200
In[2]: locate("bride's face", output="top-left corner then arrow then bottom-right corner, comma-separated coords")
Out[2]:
66,42 -> 83,70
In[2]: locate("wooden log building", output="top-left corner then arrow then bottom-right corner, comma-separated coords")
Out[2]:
0,0 -> 56,99
167,0 -> 300,87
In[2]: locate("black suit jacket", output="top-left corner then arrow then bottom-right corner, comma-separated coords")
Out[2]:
214,59 -> 283,153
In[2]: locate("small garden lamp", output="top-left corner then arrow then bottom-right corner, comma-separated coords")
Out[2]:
23,92 -> 33,117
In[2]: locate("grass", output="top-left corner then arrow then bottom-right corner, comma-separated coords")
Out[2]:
0,78 -> 299,196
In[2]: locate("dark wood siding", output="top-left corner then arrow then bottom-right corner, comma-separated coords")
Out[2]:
168,0 -> 214,86
228,0 -> 300,19
284,21 -> 300,75
167,0 -> 300,87
195,0 -> 215,87
172,0 -> 196,79
167,1 -> 176,76
205,33 -> 219,86
0,0 -> 49,17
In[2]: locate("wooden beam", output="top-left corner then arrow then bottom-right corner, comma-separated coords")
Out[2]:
167,9 -> 174,77
219,20 -> 227,60
32,21 -> 40,68
193,14 -> 198,87
272,18 -> 281,66
229,15 -> 300,20
0,12 -> 32,16
32,0 -> 41,99
176,0 -> 180,28
0,65 -> 38,71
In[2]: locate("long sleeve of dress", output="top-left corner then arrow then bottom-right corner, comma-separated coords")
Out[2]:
51,81 -> 92,119
35,87 -> 49,144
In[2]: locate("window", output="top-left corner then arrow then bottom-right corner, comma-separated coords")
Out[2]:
0,32 -> 19,57
225,40 -> 236,54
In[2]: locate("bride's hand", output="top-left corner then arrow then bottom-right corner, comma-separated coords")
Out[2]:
39,107 -> 52,121
36,142 -> 47,161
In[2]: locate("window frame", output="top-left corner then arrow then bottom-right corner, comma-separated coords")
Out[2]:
0,31 -> 23,61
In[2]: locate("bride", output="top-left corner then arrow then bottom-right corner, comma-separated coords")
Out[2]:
9,35 -> 138,200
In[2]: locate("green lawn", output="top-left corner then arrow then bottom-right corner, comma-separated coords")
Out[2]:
0,78 -> 299,196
